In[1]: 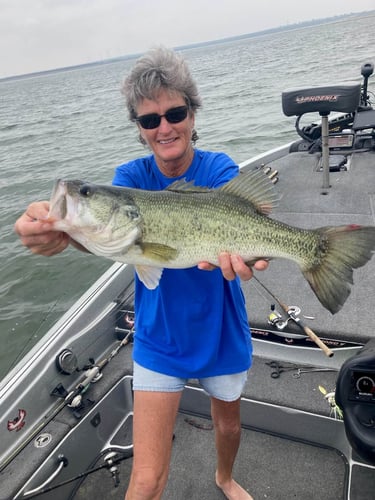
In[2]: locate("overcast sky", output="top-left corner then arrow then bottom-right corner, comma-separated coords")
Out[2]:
1,0 -> 374,78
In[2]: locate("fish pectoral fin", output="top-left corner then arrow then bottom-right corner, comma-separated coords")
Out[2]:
134,243 -> 177,288
135,265 -> 164,289
141,242 -> 178,262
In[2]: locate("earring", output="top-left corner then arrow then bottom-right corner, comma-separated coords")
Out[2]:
191,128 -> 199,144
138,133 -> 147,146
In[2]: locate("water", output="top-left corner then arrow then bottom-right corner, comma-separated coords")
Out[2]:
1,14 -> 374,379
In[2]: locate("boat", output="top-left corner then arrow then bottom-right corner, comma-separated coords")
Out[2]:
1,61 -> 375,500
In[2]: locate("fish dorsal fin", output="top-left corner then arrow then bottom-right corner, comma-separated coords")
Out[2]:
220,169 -> 278,215
135,265 -> 164,289
166,179 -> 211,193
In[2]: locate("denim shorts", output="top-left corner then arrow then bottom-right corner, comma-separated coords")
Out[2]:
133,361 -> 248,402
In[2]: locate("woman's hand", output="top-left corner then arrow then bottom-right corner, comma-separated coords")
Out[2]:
14,201 -> 70,256
198,253 -> 269,281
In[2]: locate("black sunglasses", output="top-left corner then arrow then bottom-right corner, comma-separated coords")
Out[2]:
135,105 -> 189,129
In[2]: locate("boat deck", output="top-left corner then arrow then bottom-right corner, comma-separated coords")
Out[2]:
71,349 -> 375,500
75,412 -> 348,500
70,356 -> 374,500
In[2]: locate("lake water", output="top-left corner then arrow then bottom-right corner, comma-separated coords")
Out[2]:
0,14 -> 374,379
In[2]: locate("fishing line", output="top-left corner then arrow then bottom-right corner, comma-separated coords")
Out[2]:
250,276 -> 276,306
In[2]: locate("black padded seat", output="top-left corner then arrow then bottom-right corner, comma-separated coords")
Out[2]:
282,82 -> 361,117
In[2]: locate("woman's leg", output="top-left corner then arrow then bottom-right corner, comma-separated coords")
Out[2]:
211,397 -> 253,500
125,390 -> 182,500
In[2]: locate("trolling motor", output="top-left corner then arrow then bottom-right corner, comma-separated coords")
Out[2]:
359,62 -> 374,109
352,62 -> 375,132
335,338 -> 375,464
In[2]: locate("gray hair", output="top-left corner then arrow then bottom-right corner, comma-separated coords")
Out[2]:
122,47 -> 202,122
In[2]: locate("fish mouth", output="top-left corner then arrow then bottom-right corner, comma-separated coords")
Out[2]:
48,180 -> 77,222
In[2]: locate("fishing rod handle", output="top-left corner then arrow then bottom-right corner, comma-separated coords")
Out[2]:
304,325 -> 334,358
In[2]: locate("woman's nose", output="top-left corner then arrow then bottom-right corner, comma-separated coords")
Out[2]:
158,116 -> 173,132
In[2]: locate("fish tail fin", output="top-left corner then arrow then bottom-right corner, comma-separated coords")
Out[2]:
302,225 -> 375,314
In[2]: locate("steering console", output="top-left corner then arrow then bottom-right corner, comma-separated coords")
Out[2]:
336,339 -> 375,464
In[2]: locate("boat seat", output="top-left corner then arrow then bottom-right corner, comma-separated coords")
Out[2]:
282,82 -> 361,117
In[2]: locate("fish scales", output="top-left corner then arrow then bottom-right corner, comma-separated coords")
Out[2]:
129,187 -> 316,267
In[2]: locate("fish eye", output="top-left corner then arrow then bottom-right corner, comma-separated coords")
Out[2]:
80,184 -> 92,197
126,208 -> 139,220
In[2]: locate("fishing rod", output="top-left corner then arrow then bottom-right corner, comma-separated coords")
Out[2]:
21,450 -> 133,498
252,276 -> 334,358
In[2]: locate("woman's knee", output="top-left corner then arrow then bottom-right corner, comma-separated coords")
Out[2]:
127,465 -> 168,499
211,398 -> 241,436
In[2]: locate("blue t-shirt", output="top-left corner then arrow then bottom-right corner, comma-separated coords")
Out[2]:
113,149 -> 252,378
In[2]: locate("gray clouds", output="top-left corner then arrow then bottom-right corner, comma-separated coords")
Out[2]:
1,0 -> 374,78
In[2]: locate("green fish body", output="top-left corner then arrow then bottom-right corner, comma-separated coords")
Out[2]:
48,169 -> 375,314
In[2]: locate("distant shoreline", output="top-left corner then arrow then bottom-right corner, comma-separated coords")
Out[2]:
1,10 -> 374,83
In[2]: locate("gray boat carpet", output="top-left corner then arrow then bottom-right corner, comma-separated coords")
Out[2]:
74,413 -> 346,499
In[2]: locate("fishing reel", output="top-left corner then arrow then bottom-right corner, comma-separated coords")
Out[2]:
268,304 -> 301,331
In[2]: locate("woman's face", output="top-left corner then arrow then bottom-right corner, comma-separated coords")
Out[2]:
135,88 -> 195,176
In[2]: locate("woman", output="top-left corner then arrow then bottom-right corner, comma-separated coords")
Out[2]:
15,47 -> 267,500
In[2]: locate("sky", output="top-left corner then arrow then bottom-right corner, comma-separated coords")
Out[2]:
1,0 -> 374,79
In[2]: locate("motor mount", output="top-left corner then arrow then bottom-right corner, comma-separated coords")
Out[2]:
335,339 -> 375,464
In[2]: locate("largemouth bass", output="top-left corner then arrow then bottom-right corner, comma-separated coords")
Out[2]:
48,169 -> 375,314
